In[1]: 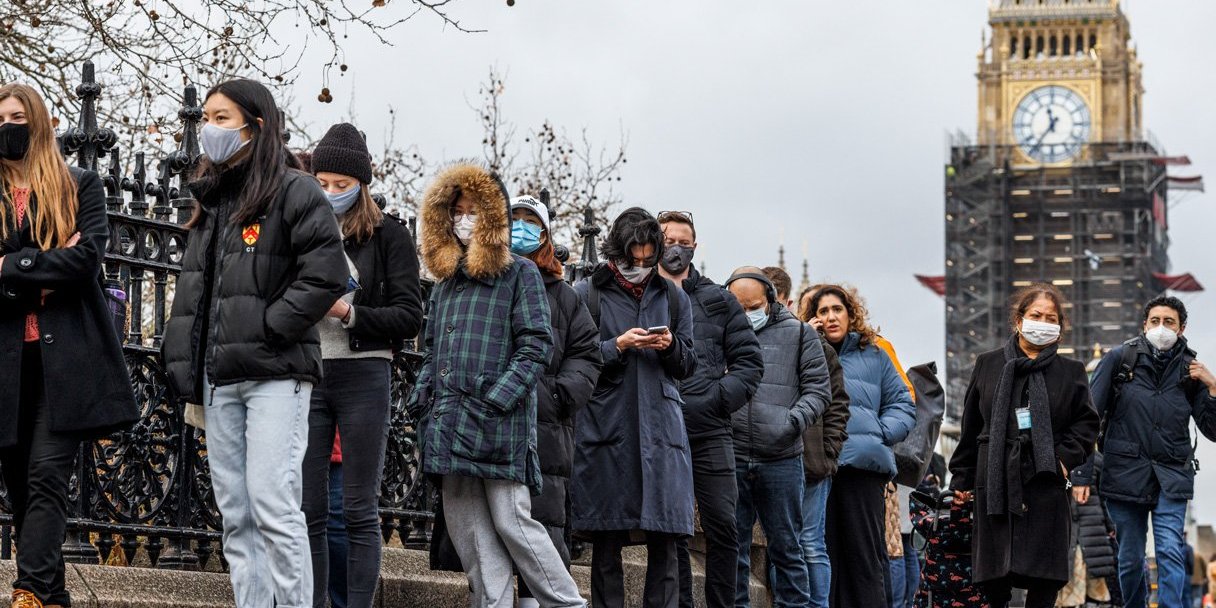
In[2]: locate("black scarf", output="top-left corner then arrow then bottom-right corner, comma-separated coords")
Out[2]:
986,335 -> 1059,516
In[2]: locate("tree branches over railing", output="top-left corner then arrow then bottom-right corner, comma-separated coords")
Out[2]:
0,0 -> 478,149
473,67 -> 628,250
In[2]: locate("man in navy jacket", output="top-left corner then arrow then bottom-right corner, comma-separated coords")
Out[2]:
1079,295 -> 1216,608
657,211 -> 764,608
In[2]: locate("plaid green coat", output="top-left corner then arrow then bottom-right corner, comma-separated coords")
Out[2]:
407,255 -> 553,494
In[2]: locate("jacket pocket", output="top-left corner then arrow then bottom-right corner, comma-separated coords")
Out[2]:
450,399 -> 511,465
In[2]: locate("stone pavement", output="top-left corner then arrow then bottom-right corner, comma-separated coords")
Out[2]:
0,546 -> 771,607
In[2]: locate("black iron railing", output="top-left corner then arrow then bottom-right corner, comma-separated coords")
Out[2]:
0,62 -> 433,570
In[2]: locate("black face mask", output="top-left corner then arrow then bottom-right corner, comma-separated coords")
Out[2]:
659,244 -> 695,275
0,123 -> 31,161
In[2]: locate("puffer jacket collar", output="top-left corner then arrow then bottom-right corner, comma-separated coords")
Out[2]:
419,162 -> 511,281
758,303 -> 797,333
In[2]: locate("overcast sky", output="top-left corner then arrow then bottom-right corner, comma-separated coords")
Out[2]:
290,1 -> 1216,523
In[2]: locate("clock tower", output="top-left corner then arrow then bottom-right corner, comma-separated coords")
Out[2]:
939,0 -> 1200,421
977,0 -> 1143,164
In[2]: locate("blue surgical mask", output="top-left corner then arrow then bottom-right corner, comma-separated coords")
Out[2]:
746,307 -> 769,332
510,220 -> 543,255
201,122 -> 250,164
326,184 -> 361,215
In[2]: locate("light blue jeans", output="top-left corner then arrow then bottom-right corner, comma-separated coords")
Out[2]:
205,377 -> 314,608
1106,495 -> 1189,608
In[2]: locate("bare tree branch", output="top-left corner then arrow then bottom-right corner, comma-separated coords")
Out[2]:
0,0 -> 480,151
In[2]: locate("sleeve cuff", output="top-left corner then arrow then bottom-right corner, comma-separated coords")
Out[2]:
600,339 -> 622,365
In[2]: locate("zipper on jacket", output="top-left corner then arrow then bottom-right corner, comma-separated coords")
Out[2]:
204,211 -> 235,382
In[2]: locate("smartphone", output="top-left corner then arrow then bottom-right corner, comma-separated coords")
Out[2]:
645,326 -> 670,335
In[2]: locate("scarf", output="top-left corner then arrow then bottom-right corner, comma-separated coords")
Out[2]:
608,261 -> 650,300
986,335 -> 1059,516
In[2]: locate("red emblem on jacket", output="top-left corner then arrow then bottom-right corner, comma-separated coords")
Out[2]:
242,224 -> 260,246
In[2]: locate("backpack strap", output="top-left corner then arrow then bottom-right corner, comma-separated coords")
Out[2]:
1099,337 -> 1142,451
587,280 -> 602,329
664,278 -> 682,334
588,275 -> 681,336
1111,336 -> 1142,401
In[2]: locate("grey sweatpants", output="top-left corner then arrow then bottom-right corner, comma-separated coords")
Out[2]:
442,475 -> 585,608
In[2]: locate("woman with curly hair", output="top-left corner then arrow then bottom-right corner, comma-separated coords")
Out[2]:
803,284 -> 916,608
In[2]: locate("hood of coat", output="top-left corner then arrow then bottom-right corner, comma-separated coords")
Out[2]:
419,162 -> 511,281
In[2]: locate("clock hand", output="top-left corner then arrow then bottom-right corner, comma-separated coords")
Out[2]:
1028,129 -> 1050,155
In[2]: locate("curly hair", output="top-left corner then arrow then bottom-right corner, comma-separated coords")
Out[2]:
800,283 -> 880,348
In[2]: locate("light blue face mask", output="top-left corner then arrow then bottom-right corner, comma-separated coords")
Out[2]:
326,183 -> 362,215
746,306 -> 769,332
200,122 -> 250,164
510,220 -> 543,255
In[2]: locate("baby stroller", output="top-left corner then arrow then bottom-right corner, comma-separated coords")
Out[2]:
911,489 -> 990,608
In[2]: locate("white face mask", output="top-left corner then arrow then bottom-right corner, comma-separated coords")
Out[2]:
453,213 -> 476,245
1020,318 -> 1061,346
1145,325 -> 1179,351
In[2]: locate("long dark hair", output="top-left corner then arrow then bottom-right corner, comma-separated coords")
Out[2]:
600,206 -> 663,267
191,79 -> 290,226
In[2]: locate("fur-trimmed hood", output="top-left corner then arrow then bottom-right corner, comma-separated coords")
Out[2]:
419,162 -> 511,281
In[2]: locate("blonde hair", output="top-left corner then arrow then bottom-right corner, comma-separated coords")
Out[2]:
0,84 -> 78,250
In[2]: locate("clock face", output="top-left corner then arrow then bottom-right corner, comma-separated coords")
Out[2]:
1013,85 -> 1092,163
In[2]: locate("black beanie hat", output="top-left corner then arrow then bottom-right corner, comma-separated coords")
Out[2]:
312,123 -> 373,184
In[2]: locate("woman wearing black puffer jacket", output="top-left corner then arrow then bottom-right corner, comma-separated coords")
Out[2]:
300,123 -> 423,608
508,194 -> 602,608
1061,453 -> 1122,607
162,79 -> 347,608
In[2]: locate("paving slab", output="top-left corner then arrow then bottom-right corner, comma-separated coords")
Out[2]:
72,562 -> 233,608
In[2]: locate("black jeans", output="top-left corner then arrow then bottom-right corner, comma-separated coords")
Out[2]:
592,532 -> 679,608
981,574 -> 1064,608
301,358 -> 392,608
677,436 -> 738,608
0,344 -> 80,607
825,467 -> 888,608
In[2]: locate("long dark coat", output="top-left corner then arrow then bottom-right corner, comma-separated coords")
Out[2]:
949,342 -> 1099,584
0,168 -> 139,448
532,272 -> 602,527
570,266 -> 697,536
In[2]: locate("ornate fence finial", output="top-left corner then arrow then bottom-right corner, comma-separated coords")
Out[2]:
124,152 -> 149,217
170,84 -> 202,225
62,61 -> 117,171
567,205 -> 602,283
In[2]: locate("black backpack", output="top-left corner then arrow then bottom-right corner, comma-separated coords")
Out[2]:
1102,336 -> 1201,469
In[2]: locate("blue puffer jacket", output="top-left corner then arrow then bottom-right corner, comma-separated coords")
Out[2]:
834,332 -> 916,476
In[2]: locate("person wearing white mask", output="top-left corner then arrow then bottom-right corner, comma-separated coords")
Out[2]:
1076,295 -> 1216,608
570,207 -> 698,608
724,268 -> 830,608
949,283 -> 1100,608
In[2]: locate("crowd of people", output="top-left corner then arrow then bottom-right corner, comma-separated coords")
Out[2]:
3,77 -> 1216,608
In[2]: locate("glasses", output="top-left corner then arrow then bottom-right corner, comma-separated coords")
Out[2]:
657,210 -> 694,224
